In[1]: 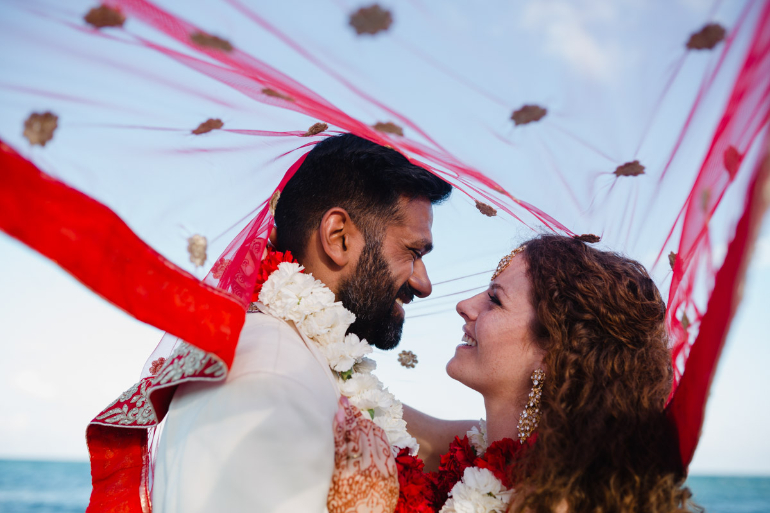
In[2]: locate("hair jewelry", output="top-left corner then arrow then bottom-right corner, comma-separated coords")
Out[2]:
491,245 -> 526,281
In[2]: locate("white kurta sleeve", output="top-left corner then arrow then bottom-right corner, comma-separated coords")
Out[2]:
153,373 -> 336,513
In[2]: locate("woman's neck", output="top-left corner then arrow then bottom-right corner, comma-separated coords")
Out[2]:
483,393 -> 526,444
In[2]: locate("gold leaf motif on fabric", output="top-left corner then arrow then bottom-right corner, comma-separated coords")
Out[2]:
372,121 -> 403,136
192,118 -> 223,135
190,32 -> 234,52
262,88 -> 295,102
303,122 -> 328,137
349,5 -> 393,36
686,23 -> 726,50
398,350 -> 418,369
153,341 -> 226,386
187,234 -> 207,267
614,160 -> 645,177
84,5 -> 125,28
23,112 -> 58,146
475,200 -> 497,217
95,378 -> 157,426
93,342 -> 226,428
511,104 -> 547,126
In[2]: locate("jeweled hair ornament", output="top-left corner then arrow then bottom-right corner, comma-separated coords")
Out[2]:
491,245 -> 526,281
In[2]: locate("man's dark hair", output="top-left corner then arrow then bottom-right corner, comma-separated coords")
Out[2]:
274,133 -> 452,259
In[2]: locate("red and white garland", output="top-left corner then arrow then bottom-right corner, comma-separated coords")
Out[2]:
439,423 -> 512,512
427,422 -> 535,513
254,250 -> 419,456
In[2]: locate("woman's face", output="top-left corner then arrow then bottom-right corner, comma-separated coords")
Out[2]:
447,255 -> 546,403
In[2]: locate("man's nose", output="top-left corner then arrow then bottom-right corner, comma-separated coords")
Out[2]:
408,259 -> 432,298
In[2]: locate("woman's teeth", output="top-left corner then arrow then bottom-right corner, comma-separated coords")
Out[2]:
395,298 -> 403,305
461,334 -> 477,347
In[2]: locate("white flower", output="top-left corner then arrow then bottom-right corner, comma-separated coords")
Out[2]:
338,371 -> 381,397
353,356 -> 377,374
260,264 -> 320,323
259,262 -> 303,305
320,333 -> 372,372
468,419 -> 488,454
372,401 -> 419,455
440,467 -> 512,513
347,383 -> 395,413
302,305 -> 355,345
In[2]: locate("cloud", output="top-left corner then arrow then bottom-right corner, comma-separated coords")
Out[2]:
11,370 -> 58,401
0,413 -> 30,433
521,0 -> 621,81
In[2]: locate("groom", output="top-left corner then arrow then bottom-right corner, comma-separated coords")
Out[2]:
151,134 -> 452,512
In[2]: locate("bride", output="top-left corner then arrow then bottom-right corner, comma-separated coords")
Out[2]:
404,234 -> 694,512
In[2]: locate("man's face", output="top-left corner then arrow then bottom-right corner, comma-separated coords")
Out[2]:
338,197 -> 435,350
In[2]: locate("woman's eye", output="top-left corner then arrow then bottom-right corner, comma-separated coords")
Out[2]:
488,293 -> 502,306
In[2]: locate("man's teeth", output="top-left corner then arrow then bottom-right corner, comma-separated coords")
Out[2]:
461,334 -> 477,347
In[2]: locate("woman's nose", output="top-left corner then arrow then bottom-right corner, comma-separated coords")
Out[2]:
456,297 -> 472,322
457,290 -> 486,321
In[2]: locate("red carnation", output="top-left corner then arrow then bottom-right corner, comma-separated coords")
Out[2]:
250,248 -> 299,302
475,434 -> 537,489
395,449 -> 434,513
474,438 -> 517,488
426,436 -> 476,511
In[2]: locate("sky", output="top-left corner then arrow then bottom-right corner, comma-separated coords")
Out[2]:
0,0 -> 768,476
0,206 -> 768,475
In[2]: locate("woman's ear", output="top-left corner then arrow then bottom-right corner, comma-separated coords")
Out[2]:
318,207 -> 363,268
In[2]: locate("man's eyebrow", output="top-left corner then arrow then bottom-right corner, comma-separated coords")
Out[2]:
410,238 -> 433,255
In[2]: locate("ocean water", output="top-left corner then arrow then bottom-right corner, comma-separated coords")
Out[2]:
0,459 -> 768,512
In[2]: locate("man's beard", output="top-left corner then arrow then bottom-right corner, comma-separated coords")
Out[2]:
337,239 -> 413,350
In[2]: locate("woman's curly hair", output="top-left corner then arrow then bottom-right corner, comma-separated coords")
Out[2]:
509,234 -> 697,513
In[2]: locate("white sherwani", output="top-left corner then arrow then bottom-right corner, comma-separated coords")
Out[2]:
152,312 -> 340,513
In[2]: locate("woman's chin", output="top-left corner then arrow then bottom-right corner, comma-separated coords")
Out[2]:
445,356 -> 466,383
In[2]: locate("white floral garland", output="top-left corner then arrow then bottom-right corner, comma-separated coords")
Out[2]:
441,466 -> 513,513
258,261 -> 419,456
440,420 -> 513,513
468,418 -> 488,455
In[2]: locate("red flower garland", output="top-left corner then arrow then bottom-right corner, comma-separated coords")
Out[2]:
250,248 -> 299,302
395,448 -> 435,513
426,434 -> 536,511
426,436 -> 477,511
474,434 -> 535,489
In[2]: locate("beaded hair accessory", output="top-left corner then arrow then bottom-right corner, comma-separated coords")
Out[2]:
491,245 -> 526,281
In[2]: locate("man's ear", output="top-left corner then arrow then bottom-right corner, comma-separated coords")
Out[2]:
319,207 -> 362,268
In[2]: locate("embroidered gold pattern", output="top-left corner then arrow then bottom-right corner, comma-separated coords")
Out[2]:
153,341 -> 226,385
95,378 -> 156,426
93,342 -> 225,428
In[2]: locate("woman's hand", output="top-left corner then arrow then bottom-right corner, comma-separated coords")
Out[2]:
327,396 -> 399,513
